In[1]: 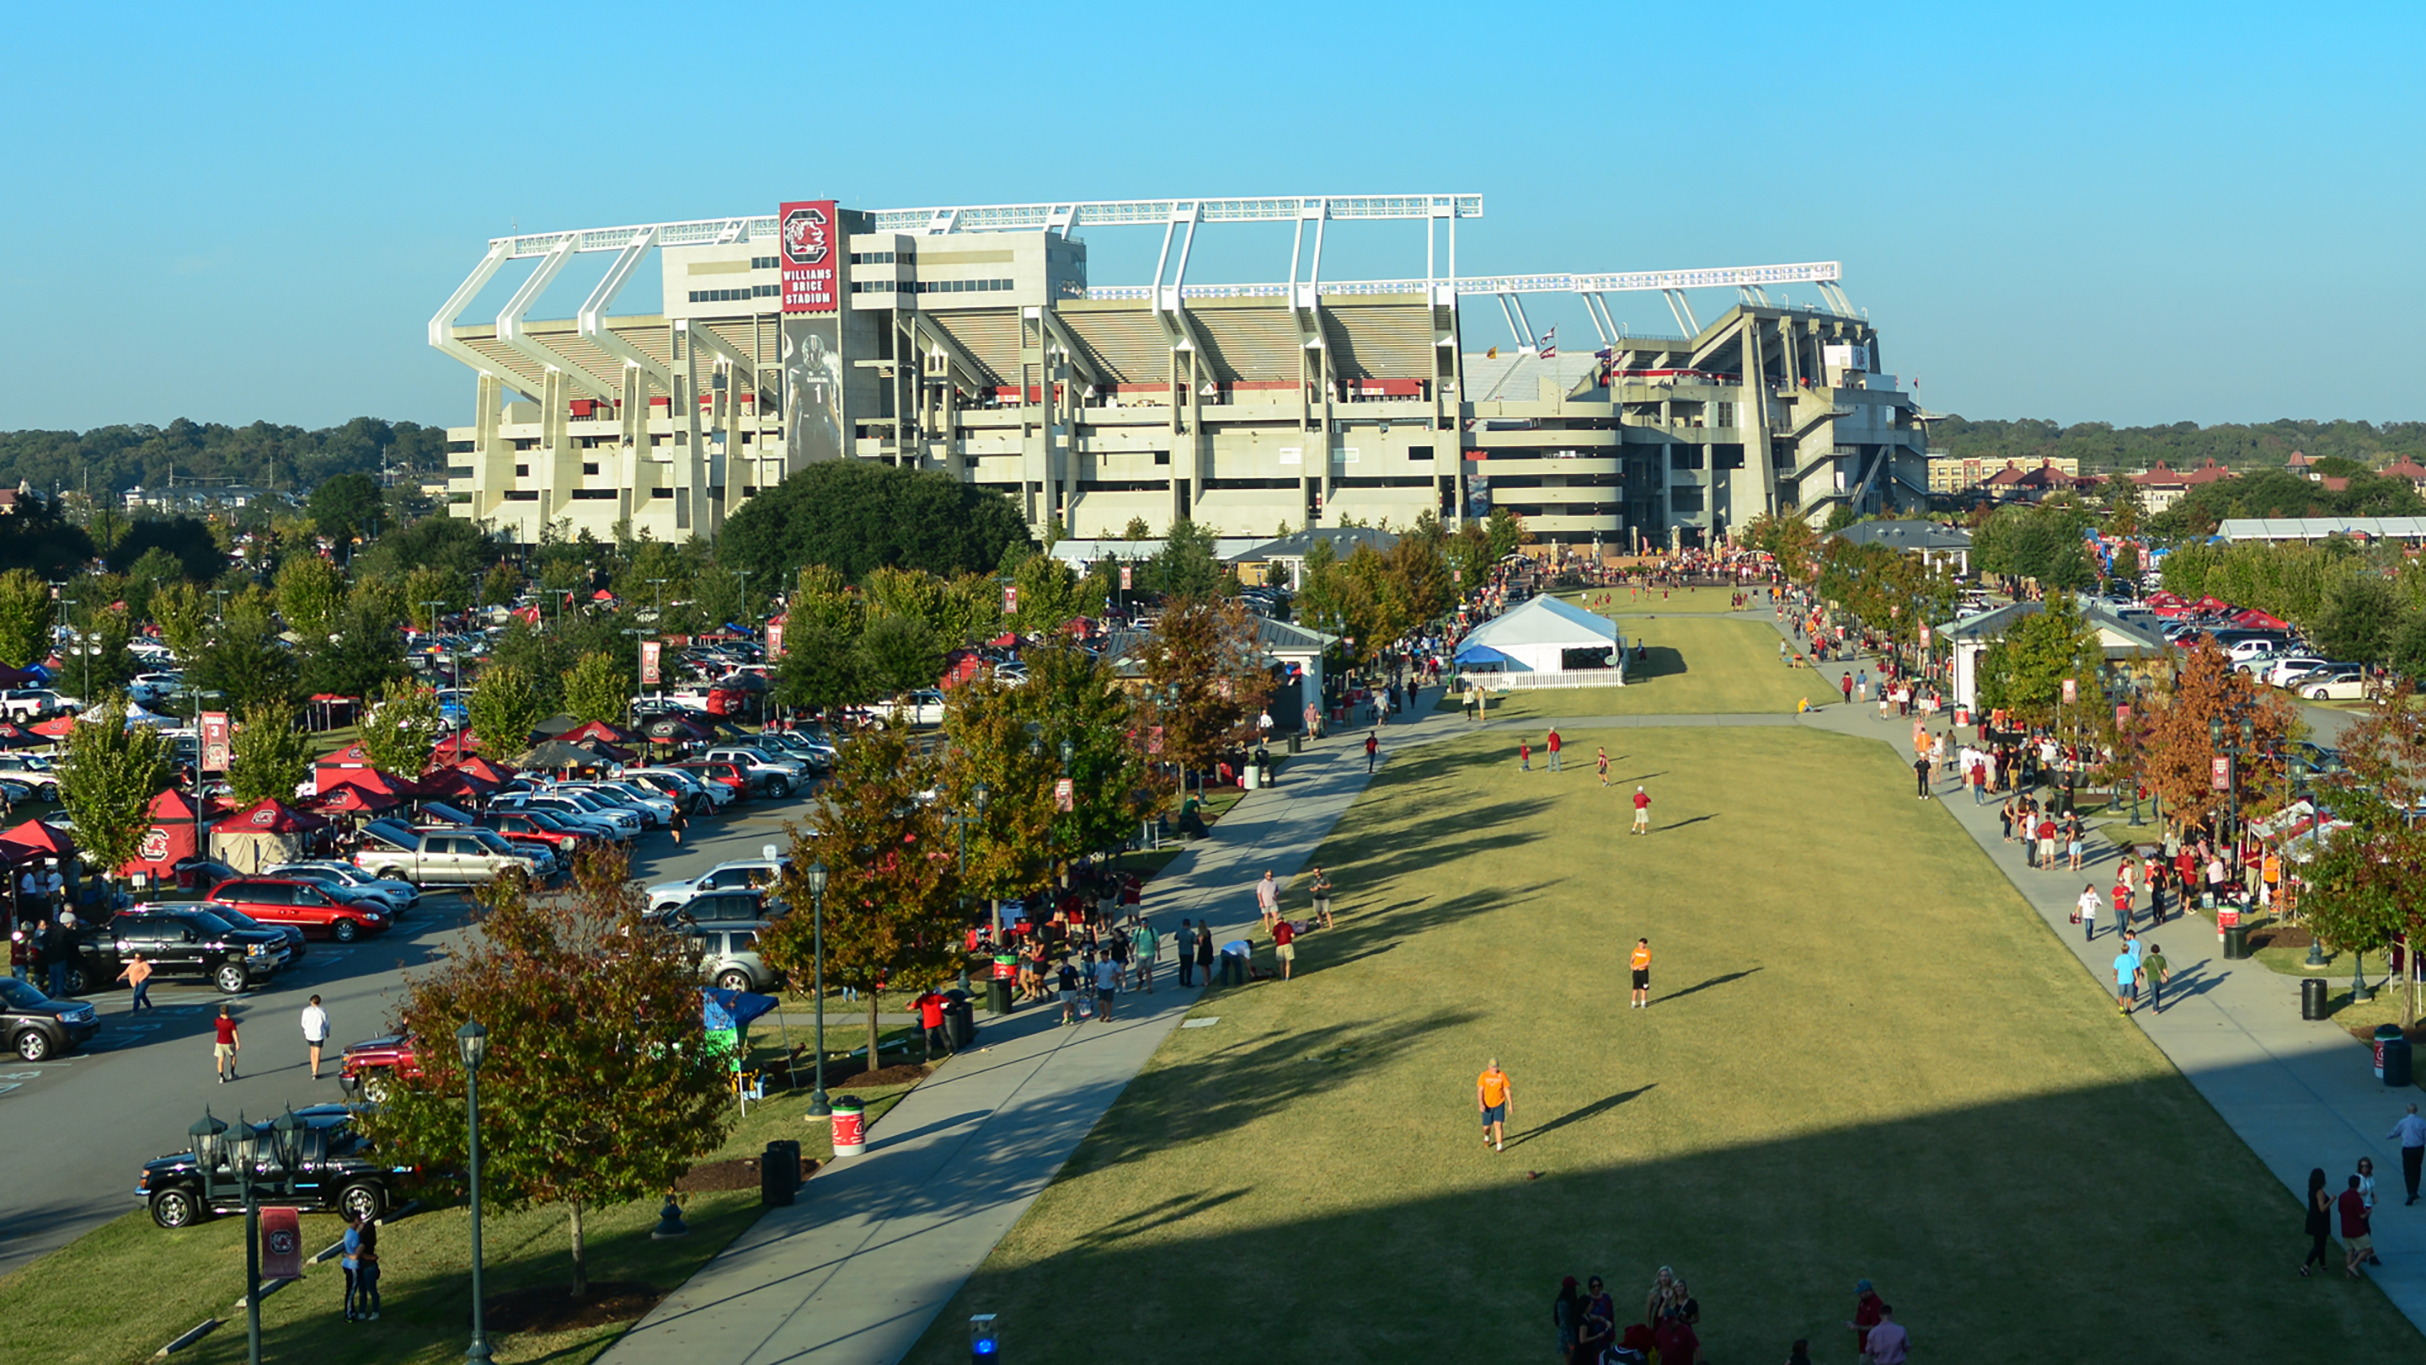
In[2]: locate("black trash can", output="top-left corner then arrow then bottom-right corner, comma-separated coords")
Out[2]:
943,989 -> 976,1050
2383,1033 -> 2414,1088
761,1139 -> 801,1206
1288,734 -> 1303,755
2222,925 -> 2250,960
2302,977 -> 2329,1020
2374,1024 -> 2407,1083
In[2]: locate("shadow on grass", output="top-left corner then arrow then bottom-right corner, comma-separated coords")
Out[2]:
1619,646 -> 1690,681
1504,1084 -> 1656,1149
1661,968 -> 1761,1004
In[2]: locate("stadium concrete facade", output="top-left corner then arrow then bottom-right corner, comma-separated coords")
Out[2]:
431,195 -> 1926,548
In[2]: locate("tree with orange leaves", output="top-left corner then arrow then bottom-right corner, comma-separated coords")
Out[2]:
2130,638 -> 2300,837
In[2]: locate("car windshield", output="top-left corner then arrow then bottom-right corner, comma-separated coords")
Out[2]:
179,908 -> 238,933
469,829 -> 516,854
0,977 -> 50,1007
207,906 -> 270,931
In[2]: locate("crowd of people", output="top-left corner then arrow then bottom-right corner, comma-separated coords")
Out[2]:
1547,1268 -> 1909,1364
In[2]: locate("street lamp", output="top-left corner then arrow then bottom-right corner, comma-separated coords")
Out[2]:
189,689 -> 224,862
457,1020 -> 493,1363
805,862 -> 831,1117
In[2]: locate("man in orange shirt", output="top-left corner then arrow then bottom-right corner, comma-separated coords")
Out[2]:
1630,938 -> 1653,1009
1476,1059 -> 1514,1152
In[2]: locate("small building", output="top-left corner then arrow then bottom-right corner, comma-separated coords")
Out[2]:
1230,527 -> 1401,591
1828,519 -> 1973,575
1452,595 -> 1622,675
1939,600 -> 2173,710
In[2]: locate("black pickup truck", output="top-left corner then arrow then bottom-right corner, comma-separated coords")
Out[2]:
65,904 -> 291,996
137,1104 -> 411,1228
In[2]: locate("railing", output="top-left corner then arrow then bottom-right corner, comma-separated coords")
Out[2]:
1457,666 -> 1627,691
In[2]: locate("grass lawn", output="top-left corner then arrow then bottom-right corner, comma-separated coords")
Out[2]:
0,1042 -> 917,1365
1441,616 -> 1827,722
902,724 -> 2422,1363
1556,584 -> 1761,614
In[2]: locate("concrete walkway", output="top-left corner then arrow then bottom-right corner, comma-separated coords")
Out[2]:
598,693 -> 1439,1365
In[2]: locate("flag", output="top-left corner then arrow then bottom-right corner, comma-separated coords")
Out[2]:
1536,327 -> 1557,359
1593,346 -> 1613,360
1486,346 -> 1498,359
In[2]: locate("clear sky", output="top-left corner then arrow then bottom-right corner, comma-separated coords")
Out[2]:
4,1 -> 2418,435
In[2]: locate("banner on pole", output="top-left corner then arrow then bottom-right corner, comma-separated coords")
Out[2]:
1054,778 -> 1074,812
200,713 -> 231,773
1119,564 -> 1133,591
1003,584 -> 1018,615
261,1206 -> 303,1281
640,641 -> 663,686
765,623 -> 785,660
2211,756 -> 2231,791
2061,678 -> 2077,704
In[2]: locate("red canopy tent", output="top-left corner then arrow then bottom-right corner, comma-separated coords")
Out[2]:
218,799 -> 330,833
29,717 -> 73,739
453,755 -> 518,786
417,766 -> 502,802
318,767 -> 420,804
121,789 -> 205,881
2233,608 -> 2292,630
311,785 -> 400,814
559,720 -> 639,747
2191,596 -> 2233,615
0,818 -> 77,863
213,799 -> 332,873
432,731 -> 485,761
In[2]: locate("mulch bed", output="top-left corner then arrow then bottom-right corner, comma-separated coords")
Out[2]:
834,1063 -> 931,1088
674,1155 -> 822,1193
2342,1019 -> 2426,1044
2248,924 -> 2316,951
483,1280 -> 663,1334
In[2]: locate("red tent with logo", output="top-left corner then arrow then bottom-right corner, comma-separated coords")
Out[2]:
417,766 -> 502,802
2233,608 -> 2291,630
2191,596 -> 2233,615
312,785 -> 400,814
432,731 -> 485,761
0,818 -> 77,864
121,789 -> 204,881
560,720 -> 639,747
218,799 -> 330,834
29,716 -> 73,739
454,755 -> 518,786
319,766 -> 420,804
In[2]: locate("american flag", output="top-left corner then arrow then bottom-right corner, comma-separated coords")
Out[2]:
1536,327 -> 1557,359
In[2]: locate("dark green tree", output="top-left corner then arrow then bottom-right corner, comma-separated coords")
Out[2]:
309,472 -> 385,549
720,460 -> 1033,583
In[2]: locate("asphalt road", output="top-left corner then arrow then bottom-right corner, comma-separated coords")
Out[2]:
0,789 -> 820,1279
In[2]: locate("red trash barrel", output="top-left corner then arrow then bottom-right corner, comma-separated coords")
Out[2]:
830,1096 -> 866,1157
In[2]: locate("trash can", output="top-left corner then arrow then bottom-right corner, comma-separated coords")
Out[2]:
761,1139 -> 801,1206
943,989 -> 976,1050
1288,734 -> 1303,755
2302,977 -> 2329,1020
2222,924 -> 2250,960
2374,1025 -> 2408,1083
829,1096 -> 867,1158
2383,1032 -> 2414,1088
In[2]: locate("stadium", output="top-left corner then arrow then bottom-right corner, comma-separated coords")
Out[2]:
429,193 -> 1927,547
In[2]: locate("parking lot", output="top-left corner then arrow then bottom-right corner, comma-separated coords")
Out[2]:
0,780 -> 823,1277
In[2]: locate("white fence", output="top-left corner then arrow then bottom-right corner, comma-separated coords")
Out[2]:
1455,667 -> 1628,691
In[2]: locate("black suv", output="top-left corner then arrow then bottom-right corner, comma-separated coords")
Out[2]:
0,976 -> 99,1060
69,905 -> 290,996
138,1104 -> 409,1229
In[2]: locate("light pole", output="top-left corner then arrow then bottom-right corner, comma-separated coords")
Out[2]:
457,1020 -> 493,1363
622,629 -> 648,724
805,861 -> 831,1117
190,688 -> 223,856
647,579 -> 670,702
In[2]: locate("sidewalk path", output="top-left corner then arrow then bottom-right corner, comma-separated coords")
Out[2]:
598,691 -> 1446,1365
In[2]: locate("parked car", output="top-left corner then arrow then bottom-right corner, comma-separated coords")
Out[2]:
478,810 -> 592,857
2299,668 -> 2370,701
335,1033 -> 422,1103
67,904 -> 289,996
180,900 -> 308,963
670,759 -> 751,802
2260,655 -> 2334,686
129,672 -> 187,707
0,975 -> 99,1061
209,878 -> 391,943
883,689 -> 948,727
555,781 -> 675,828
136,1104 -> 407,1229
494,791 -> 642,838
684,920 -> 776,992
699,747 -> 806,797
757,732 -> 836,773
263,862 -> 421,915
624,767 -> 729,812
656,890 -> 776,927
646,859 -> 788,915
0,689 -> 80,721
353,818 -> 549,886
0,753 -> 62,800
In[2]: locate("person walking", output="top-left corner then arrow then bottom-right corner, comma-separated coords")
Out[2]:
1629,938 -> 1652,1009
2113,944 -> 2140,1015
1131,917 -> 1156,992
1546,727 -> 1562,772
1093,952 -> 1120,1022
912,988 -> 951,1060
2358,1157 -> 2383,1264
212,1004 -> 241,1083
2037,815 -> 2059,871
1365,731 -> 1379,773
2143,942 -> 2170,1012
2076,884 -> 2099,941
1596,747 -> 1610,787
1631,786 -> 1651,835
2390,1103 -> 2426,1205
668,798 -> 688,846
1175,919 -> 1195,987
41,916 -> 69,999
1309,865 -> 1334,929
2111,874 -> 2133,935
301,995 -> 331,1079
1256,869 -> 1280,931
2301,1167 -> 2333,1277
116,952 -> 154,1013
1519,741 -> 1531,772
1912,754 -> 1930,800
1272,917 -> 1297,981
1476,1058 -> 1514,1152
1194,921 -> 1214,986
2339,1173 -> 2373,1278
1056,957 -> 1081,1025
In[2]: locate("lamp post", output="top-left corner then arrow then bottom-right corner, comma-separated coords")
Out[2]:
190,688 -> 224,860
647,579 -> 670,701
805,861 -> 831,1117
622,628 -> 649,724
457,1020 -> 493,1363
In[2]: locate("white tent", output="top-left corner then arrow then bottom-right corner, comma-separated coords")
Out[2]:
80,700 -> 178,728
1452,596 -> 1622,674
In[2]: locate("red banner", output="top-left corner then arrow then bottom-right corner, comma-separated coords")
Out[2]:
2061,678 -> 2077,705
765,623 -> 785,659
2211,756 -> 2231,791
1003,585 -> 1018,615
778,200 -> 840,313
1054,778 -> 1074,812
1147,726 -> 1164,755
200,712 -> 231,773
260,1206 -> 303,1280
1119,564 -> 1132,591
640,641 -> 662,686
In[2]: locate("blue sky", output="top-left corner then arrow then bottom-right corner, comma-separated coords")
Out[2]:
3,1 -> 2418,435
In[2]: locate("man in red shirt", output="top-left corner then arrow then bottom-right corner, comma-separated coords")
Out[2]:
1271,918 -> 1297,981
911,989 -> 952,1061
1632,786 -> 1652,835
1545,727 -> 1563,773
2340,1174 -> 2374,1277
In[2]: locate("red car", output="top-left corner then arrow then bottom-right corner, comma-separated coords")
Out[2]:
336,1033 -> 421,1102
673,759 -> 750,801
480,810 -> 589,856
208,878 -> 391,943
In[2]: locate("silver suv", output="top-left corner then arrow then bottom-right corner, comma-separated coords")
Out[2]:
647,858 -> 787,915
686,921 -> 777,993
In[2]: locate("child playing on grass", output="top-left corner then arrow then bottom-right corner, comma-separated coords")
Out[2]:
1520,741 -> 1531,772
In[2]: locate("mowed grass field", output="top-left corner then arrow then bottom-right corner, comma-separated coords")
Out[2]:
1557,584 -> 1762,614
1449,614 -> 1828,720
907,724 -> 2421,1363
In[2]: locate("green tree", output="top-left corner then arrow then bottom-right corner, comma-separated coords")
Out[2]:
468,662 -> 548,757
940,670 -> 1060,908
1138,597 -> 1271,794
1009,552 -> 1105,636
275,554 -> 347,643
359,846 -> 732,1295
1146,519 -> 1226,599
403,565 -> 467,630
58,696 -> 172,884
2390,612 -> 2426,683
1016,640 -> 1154,859
2302,686 -> 2426,1025
151,581 -> 209,661
309,472 -> 385,550
358,678 -> 442,776
763,725 -> 964,1076
857,614 -> 943,697
0,569 -> 53,670
300,600 -> 408,700
187,588 -> 299,715
560,651 -> 631,725
1973,593 -> 2103,729
2310,574 -> 2405,665
720,459 -> 1034,584
225,700 -> 314,807
121,546 -> 186,623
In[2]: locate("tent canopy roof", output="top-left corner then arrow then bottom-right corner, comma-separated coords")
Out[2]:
1455,596 -> 1619,652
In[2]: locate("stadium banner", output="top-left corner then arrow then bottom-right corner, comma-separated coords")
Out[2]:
200,712 -> 231,773
777,200 -> 839,313
782,315 -> 843,471
640,641 -> 662,686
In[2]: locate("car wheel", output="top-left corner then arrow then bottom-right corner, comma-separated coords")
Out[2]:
716,969 -> 751,992
336,1182 -> 384,1223
2311,689 -> 2329,700
214,962 -> 251,995
150,1187 -> 206,1229
371,867 -> 409,883
332,919 -> 360,944
15,1028 -> 52,1062
767,776 -> 790,798
361,1070 -> 395,1104
63,963 -> 90,995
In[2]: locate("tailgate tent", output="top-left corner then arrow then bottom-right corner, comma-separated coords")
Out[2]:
1450,596 -> 1622,674
210,798 -> 331,873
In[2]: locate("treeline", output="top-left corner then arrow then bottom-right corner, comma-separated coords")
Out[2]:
2159,539 -> 2426,672
1929,416 -> 2426,474
0,417 -> 450,497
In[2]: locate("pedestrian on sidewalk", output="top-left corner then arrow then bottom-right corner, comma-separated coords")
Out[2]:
1477,1058 -> 1514,1152
1546,728 -> 1563,772
1999,799 -> 2015,844
2144,943 -> 2170,1011
1596,747 -> 1610,787
115,952 -> 153,1013
2112,876 -> 2133,935
1840,672 -> 1853,704
1131,917 -> 1156,992
1365,731 -> 1379,772
1092,954 -> 1120,1022
2358,1158 -> 2383,1264
1175,919 -> 1195,986
1057,957 -> 1081,1025
1272,917 -> 1297,981
1310,865 -> 1334,929
913,988 -> 951,1060
1194,922 -> 1214,985
1913,755 -> 1930,800
1257,869 -> 1280,931
2037,816 -> 2058,870
2301,1168 -> 2333,1276
1632,786 -> 1651,835
1630,938 -> 1652,1008
2340,1174 -> 2373,1278
2391,1104 -> 2426,1204
2113,946 -> 2140,1015
2077,884 -> 2099,941
301,995 -> 330,1080
212,1004 -> 240,1083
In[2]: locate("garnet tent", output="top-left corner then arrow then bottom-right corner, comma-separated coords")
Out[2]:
211,798 -> 332,873
418,766 -> 502,802
28,717 -> 72,739
319,767 -> 421,805
0,818 -> 76,863
312,785 -> 400,815
0,665 -> 41,687
527,739 -> 614,771
2232,608 -> 2291,630
559,720 -> 639,747
454,756 -> 518,786
2191,596 -> 2234,615
432,731 -> 485,762
0,722 -> 40,748
121,790 -> 205,882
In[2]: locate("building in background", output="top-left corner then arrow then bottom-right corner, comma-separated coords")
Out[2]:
429,194 -> 1925,550
1928,454 -> 2082,495
2129,459 -> 2237,513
